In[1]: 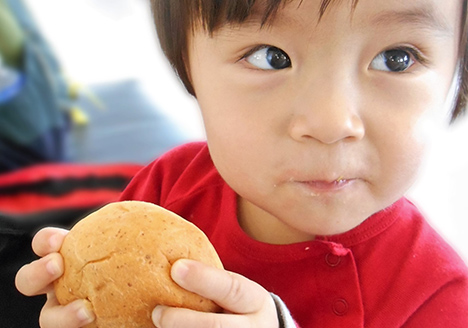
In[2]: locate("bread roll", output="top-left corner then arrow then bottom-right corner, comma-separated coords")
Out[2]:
54,201 -> 223,328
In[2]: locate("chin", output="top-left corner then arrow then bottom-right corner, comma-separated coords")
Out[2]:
302,209 -> 373,237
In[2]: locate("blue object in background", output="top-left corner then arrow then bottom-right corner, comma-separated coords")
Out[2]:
0,0 -> 72,173
0,59 -> 25,104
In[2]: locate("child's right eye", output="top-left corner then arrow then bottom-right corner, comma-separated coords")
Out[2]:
244,46 -> 292,70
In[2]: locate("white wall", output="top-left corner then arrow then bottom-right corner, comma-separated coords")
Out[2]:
25,0 -> 468,261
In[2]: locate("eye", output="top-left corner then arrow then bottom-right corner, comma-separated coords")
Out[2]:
245,46 -> 291,70
370,48 -> 415,72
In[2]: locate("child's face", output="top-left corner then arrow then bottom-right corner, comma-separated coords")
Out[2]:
188,0 -> 462,243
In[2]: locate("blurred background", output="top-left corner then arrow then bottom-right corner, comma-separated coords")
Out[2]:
3,0 -> 468,259
24,0 -> 205,140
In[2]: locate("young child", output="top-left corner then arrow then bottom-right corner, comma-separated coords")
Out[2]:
16,0 -> 468,327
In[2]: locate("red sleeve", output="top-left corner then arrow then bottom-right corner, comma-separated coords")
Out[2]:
403,277 -> 468,327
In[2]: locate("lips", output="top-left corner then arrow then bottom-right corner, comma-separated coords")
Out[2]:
303,179 -> 351,190
293,178 -> 356,195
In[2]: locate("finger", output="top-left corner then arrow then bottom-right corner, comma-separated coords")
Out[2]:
171,259 -> 269,314
32,227 -> 69,257
40,294 -> 95,328
153,305 -> 250,328
15,253 -> 63,296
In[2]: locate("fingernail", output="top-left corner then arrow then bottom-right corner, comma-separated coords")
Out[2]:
49,234 -> 60,250
76,303 -> 95,324
46,259 -> 60,276
171,260 -> 190,283
152,305 -> 165,326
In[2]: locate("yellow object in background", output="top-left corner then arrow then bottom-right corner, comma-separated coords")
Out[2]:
68,80 -> 105,110
70,106 -> 89,126
0,0 -> 25,68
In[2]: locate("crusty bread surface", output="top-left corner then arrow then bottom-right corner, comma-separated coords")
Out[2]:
54,201 -> 223,328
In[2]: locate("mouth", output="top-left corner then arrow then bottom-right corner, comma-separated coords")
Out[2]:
294,177 -> 356,196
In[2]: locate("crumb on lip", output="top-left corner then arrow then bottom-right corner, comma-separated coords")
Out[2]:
336,176 -> 345,182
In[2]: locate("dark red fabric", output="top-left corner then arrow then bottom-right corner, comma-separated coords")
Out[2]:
120,142 -> 468,328
0,163 -> 143,214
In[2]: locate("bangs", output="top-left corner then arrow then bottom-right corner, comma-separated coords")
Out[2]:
195,0 -> 291,31
193,0 -> 360,32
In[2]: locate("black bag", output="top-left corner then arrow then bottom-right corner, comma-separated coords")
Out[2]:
0,163 -> 142,327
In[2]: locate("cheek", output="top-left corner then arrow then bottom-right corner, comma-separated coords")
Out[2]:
365,77 -> 444,193
197,93 -> 280,200
197,94 -> 260,178
197,75 -> 283,155
373,110 -> 436,200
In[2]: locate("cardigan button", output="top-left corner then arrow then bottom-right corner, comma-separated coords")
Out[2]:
325,253 -> 342,267
332,298 -> 349,316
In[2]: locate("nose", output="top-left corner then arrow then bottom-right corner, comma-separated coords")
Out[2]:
288,77 -> 365,144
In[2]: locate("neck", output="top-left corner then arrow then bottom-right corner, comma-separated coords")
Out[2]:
237,197 -> 315,245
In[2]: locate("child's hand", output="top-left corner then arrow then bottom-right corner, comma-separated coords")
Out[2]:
15,227 -> 96,328
152,259 -> 279,328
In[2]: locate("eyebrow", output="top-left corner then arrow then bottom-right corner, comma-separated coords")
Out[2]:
370,7 -> 454,37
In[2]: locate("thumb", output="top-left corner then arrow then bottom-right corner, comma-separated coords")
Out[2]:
171,259 -> 271,314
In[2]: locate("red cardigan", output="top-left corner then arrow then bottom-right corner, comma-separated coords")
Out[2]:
120,142 -> 468,328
